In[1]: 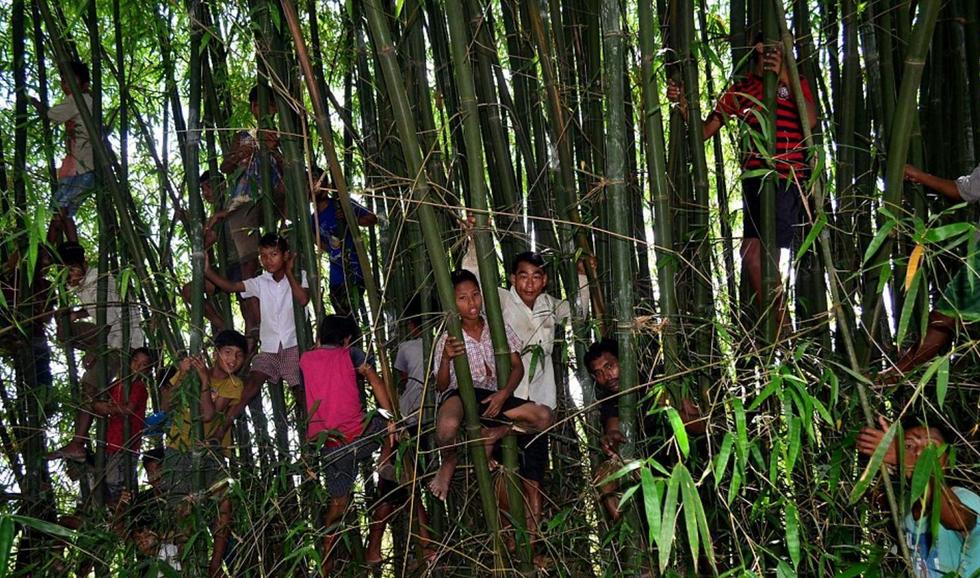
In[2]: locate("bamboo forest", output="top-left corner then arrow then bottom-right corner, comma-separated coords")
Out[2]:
1,0 -> 979,575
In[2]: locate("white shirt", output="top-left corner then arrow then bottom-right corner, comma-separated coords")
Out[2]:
241,270 -> 308,353
48,93 -> 94,177
74,267 -> 144,350
462,243 -> 588,409
394,338 -> 425,424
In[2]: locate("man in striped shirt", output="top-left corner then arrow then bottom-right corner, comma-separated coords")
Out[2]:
668,36 -> 818,328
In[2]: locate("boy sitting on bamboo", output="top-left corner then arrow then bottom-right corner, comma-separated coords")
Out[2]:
299,315 -> 398,575
428,269 -> 553,501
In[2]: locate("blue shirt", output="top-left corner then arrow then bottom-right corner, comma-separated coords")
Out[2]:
314,197 -> 371,287
905,486 -> 980,577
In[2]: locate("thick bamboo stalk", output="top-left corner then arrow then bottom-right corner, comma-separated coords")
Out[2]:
362,0 -> 506,570
760,4 -> 779,342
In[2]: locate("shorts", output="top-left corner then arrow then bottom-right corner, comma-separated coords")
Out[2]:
104,451 -> 131,502
741,175 -> 804,248
518,432 -> 549,483
50,171 -> 96,217
320,416 -> 387,497
160,445 -> 228,496
250,345 -> 301,387
225,202 -> 261,263
440,388 -> 532,427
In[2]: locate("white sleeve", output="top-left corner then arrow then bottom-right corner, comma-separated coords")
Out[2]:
47,99 -> 78,123
394,347 -> 408,373
461,238 -> 479,275
300,270 -> 309,289
241,277 -> 260,299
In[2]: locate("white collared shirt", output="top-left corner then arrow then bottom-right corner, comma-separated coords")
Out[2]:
498,287 -> 569,409
241,270 -> 308,352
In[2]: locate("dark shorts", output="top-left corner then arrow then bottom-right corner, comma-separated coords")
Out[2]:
374,476 -> 409,507
441,388 -> 532,427
104,452 -> 131,502
518,433 -> 549,483
742,175 -> 804,248
160,446 -> 228,496
320,415 -> 387,498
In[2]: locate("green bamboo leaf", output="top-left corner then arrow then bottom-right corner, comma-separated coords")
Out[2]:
786,502 -> 801,569
795,212 -> 827,260
862,219 -> 897,266
679,466 -> 699,568
713,432 -> 734,484
640,467 -> 662,545
849,421 -> 899,504
734,398 -> 748,472
786,415 -> 802,478
923,222 -> 973,244
910,443 -> 938,503
727,467 -> 742,505
10,515 -> 77,540
658,466 -> 681,572
896,271 -> 920,346
664,407 -> 689,457
0,516 -> 14,577
935,356 -> 949,407
930,466 -> 944,541
748,373 -> 781,411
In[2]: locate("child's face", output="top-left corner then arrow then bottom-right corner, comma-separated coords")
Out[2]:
201,181 -> 215,204
588,352 -> 620,393
215,345 -> 245,375
129,352 -> 153,375
454,280 -> 483,322
259,245 -> 287,275
510,261 -> 547,307
144,460 -> 162,487
133,528 -> 158,556
250,100 -> 277,120
67,265 -> 86,286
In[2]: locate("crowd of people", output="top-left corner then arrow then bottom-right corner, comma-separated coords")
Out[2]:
14,30 -> 980,577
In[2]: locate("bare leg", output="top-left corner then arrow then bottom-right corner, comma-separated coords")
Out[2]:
501,402 -> 553,433
365,501 -> 394,565
208,497 -> 232,578
742,238 -> 790,336
321,495 -> 349,576
50,380 -> 98,460
428,396 -> 463,501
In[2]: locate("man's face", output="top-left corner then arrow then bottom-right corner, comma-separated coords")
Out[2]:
67,265 -> 86,287
215,345 -> 245,375
259,245 -> 286,275
589,352 -> 620,392
454,280 -> 483,322
510,261 -> 547,307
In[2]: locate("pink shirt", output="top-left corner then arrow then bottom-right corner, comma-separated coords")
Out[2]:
300,347 -> 363,446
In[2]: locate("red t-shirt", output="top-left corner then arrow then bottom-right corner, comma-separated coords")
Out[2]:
300,347 -> 364,447
713,73 -> 815,177
106,378 -> 148,454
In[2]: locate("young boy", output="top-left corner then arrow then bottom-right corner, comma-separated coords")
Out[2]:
667,35 -> 818,330
310,167 -> 378,318
461,224 -> 591,534
585,339 -> 703,521
217,86 -> 285,344
879,163 -> 980,382
49,348 -> 152,505
204,233 -> 309,438
428,269 -> 553,501
49,241 -> 145,461
159,329 -> 246,578
180,170 -> 242,333
365,301 -> 435,567
857,417 -> 980,576
32,60 -> 96,245
300,315 -> 397,575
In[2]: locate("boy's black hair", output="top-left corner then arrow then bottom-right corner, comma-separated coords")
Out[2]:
900,416 -> 956,446
318,315 -> 359,346
57,242 -> 86,268
450,268 -> 480,289
131,347 -> 154,364
68,60 -> 91,86
142,447 -> 165,468
404,295 -> 423,327
510,251 -> 547,275
213,329 -> 247,352
200,170 -> 211,184
249,85 -> 260,104
584,339 -> 619,374
259,233 -> 289,252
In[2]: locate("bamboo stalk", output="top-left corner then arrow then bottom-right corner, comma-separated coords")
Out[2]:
362,0 -> 507,570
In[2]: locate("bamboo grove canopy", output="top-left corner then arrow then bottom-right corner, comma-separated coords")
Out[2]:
0,0 -> 978,575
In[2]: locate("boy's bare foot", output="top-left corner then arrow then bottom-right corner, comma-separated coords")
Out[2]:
47,442 -> 86,462
428,462 -> 455,501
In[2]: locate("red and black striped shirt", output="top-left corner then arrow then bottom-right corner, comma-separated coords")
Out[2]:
712,73 -> 814,177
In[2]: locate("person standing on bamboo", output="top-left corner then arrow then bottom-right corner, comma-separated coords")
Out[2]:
879,163 -> 980,382
215,86 -> 285,351
667,36 -> 818,327
30,60 -> 96,245
309,167 -> 378,319
48,241 -> 145,462
460,221 -> 590,536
